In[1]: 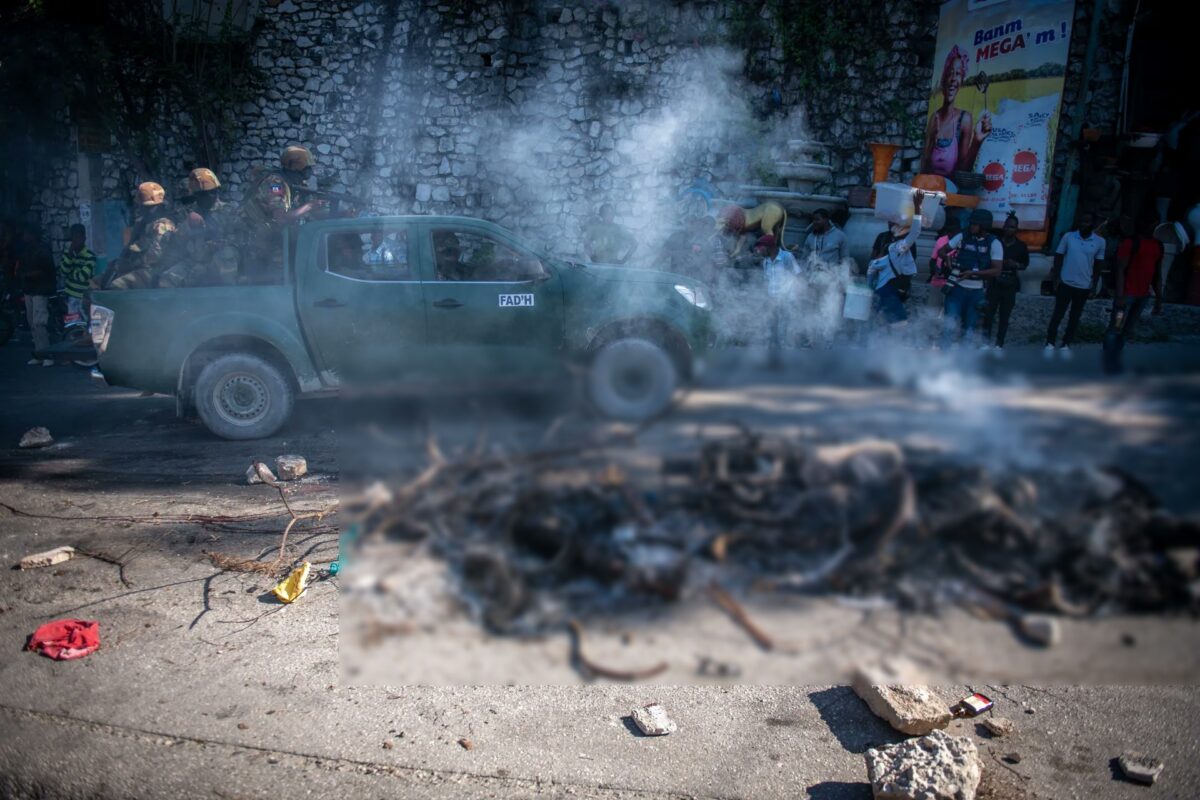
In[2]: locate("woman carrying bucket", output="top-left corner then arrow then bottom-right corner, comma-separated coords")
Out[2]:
866,191 -> 926,328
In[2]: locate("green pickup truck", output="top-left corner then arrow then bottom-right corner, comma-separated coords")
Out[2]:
90,215 -> 713,439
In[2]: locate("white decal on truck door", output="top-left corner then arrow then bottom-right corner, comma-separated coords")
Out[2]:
498,294 -> 535,307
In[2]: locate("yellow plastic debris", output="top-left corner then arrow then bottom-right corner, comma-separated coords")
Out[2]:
271,561 -> 311,604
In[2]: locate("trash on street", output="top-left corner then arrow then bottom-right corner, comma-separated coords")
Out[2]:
19,545 -> 76,570
25,619 -> 100,660
271,561 -> 311,603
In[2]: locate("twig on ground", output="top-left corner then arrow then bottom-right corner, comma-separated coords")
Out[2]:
708,583 -> 775,651
567,619 -> 668,681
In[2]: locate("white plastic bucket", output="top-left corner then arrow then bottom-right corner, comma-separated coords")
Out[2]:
873,183 -> 945,229
843,284 -> 872,321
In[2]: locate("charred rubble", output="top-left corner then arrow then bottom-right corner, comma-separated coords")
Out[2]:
348,429 -> 1200,633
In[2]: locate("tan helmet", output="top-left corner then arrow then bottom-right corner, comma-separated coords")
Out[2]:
136,182 -> 166,206
280,145 -> 315,172
187,167 -> 221,193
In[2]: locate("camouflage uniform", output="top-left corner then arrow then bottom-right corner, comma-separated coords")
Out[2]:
157,201 -> 240,288
155,170 -> 241,288
101,182 -> 178,290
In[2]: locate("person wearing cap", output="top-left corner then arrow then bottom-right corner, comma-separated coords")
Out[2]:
756,233 -> 800,368
104,182 -> 179,290
936,207 -> 1002,347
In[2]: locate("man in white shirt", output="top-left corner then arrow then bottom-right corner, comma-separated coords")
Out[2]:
935,208 -> 1002,347
1045,212 -> 1105,358
756,234 -> 800,368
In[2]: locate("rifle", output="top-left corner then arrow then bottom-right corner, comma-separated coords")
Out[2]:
298,188 -> 372,214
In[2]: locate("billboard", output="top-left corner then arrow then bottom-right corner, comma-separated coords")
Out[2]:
921,0 -> 1075,228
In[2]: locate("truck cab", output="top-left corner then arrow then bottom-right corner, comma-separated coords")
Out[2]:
91,216 -> 712,439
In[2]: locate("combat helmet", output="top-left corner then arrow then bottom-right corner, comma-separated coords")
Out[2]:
187,168 -> 221,193
280,146 -> 315,172
136,182 -> 166,206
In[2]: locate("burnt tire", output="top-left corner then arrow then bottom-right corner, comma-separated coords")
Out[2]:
194,353 -> 294,440
586,337 -> 680,422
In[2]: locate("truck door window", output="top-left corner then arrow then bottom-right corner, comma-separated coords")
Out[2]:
430,229 -> 545,282
320,226 -> 411,282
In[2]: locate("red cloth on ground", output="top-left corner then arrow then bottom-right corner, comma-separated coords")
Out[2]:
26,619 -> 100,660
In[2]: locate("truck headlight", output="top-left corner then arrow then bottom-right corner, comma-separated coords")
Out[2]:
90,304 -> 114,354
674,284 -> 710,310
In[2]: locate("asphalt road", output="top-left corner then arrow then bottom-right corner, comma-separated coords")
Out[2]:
2,335 -> 1199,798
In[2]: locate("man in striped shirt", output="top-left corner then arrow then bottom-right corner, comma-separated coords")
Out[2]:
59,224 -> 96,320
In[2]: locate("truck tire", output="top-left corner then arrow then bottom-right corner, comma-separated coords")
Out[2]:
586,337 -> 680,422
193,353 -> 294,440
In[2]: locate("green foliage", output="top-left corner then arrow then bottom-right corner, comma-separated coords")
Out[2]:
729,0 -> 896,92
0,0 -> 263,184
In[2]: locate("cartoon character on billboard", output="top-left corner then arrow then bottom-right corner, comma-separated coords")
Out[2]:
920,45 -> 993,177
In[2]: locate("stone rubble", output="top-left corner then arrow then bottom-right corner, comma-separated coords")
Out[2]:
630,703 -> 676,736
1018,613 -> 1062,647
18,427 -> 53,448
1118,752 -> 1164,785
246,462 -> 278,485
852,660 -> 952,736
865,730 -> 982,800
980,716 -> 1015,738
275,454 -> 308,481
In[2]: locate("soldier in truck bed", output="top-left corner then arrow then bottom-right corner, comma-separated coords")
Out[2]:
240,145 -> 324,282
101,182 -> 178,290
158,168 -> 240,288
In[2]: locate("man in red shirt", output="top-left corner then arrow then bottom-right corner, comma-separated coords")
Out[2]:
1104,215 -> 1164,373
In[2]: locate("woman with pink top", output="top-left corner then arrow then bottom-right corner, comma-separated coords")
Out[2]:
926,217 -> 960,311
920,45 -> 992,177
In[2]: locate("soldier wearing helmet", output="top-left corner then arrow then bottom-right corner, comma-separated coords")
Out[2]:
159,168 -> 240,288
240,146 -> 324,281
102,181 -> 179,289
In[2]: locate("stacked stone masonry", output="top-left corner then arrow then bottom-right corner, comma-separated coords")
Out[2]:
29,0 -> 1127,261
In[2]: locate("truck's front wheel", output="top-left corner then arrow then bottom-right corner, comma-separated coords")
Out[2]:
194,353 -> 294,440
586,337 -> 680,422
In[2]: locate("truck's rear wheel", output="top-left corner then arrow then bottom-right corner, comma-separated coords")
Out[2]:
586,337 -> 680,422
194,353 -> 294,440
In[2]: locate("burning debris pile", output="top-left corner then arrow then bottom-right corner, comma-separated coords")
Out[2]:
349,429 -> 1200,634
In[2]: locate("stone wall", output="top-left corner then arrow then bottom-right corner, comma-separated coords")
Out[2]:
25,0 -> 1132,262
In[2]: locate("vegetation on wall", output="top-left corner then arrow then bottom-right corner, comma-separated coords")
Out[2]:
0,0 -> 263,202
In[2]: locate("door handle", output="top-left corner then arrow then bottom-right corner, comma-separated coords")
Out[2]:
314,298 -> 346,308
432,298 -> 463,309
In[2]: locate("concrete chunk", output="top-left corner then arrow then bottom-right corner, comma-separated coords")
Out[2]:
630,703 -> 675,736
19,427 -> 53,448
852,660 -> 952,736
981,716 -> 1015,737
1118,752 -> 1164,784
866,730 -> 981,800
1018,613 -> 1061,647
275,455 -> 308,481
19,546 -> 76,570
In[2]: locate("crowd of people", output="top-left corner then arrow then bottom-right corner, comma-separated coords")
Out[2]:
574,187 -> 1165,363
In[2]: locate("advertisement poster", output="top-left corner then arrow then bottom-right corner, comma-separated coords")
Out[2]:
921,0 -> 1075,228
